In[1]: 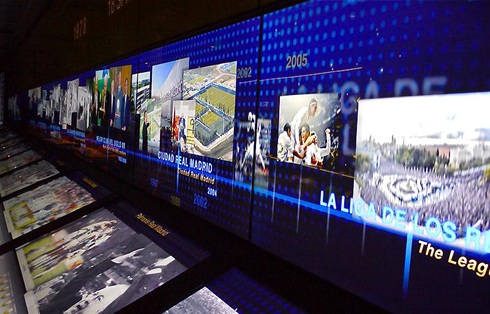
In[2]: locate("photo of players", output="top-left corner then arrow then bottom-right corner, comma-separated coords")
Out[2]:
182,61 -> 236,161
171,100 -> 196,153
277,93 -> 341,168
354,92 -> 490,238
17,209 -> 187,314
109,65 -> 132,130
141,58 -> 189,156
66,79 -> 79,127
164,287 -> 237,314
233,114 -> 271,184
0,150 -> 41,175
0,160 -> 60,197
3,176 -> 95,239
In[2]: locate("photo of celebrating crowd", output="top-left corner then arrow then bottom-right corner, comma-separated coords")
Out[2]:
277,93 -> 341,168
183,61 -> 236,161
17,209 -> 187,314
354,93 -> 490,237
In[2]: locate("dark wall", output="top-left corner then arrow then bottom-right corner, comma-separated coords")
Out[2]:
5,0 -> 289,95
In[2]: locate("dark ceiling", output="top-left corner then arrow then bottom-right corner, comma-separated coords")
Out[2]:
0,0 -> 54,70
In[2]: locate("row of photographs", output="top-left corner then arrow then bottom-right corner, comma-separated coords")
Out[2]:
16,59 -> 237,162
0,131 -> 307,313
8,74 -> 490,249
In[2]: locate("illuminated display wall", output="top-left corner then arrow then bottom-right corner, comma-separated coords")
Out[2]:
7,1 -> 490,313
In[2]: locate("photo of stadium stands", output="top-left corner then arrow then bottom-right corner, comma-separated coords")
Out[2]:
354,93 -> 490,240
183,61 -> 236,161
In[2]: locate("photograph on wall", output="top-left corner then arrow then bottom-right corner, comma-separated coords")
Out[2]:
135,72 -> 151,153
0,150 -> 42,175
76,79 -> 93,131
277,93 -> 341,168
93,70 -> 111,128
0,160 -> 60,197
66,79 -> 79,127
133,72 -> 150,115
28,87 -> 41,120
3,176 -> 95,239
51,84 -> 61,125
164,287 -> 237,314
171,100 -> 196,153
17,209 -> 187,314
354,92 -> 490,242
41,89 -> 49,120
60,88 -> 68,127
182,61 -> 237,161
233,115 -> 270,184
141,58 -> 189,156
109,65 -> 132,130
8,95 -> 20,119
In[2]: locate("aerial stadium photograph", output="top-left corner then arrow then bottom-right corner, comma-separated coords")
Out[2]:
182,61 -> 236,161
354,92 -> 490,244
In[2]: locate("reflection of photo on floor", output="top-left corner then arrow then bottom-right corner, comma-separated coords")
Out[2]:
4,176 -> 95,239
0,143 -> 29,160
18,209 -> 186,314
0,160 -> 60,197
278,93 -> 341,168
354,93 -> 490,238
77,83 -> 92,131
164,287 -> 237,314
183,61 -> 236,161
0,150 -> 41,175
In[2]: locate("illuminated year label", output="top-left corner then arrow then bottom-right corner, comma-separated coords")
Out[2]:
193,194 -> 208,209
237,67 -> 252,79
286,53 -> 308,69
207,187 -> 218,197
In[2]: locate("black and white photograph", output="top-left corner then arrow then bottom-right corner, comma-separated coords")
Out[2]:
77,83 -> 92,131
17,209 -> 187,314
354,92 -> 490,238
67,79 -> 79,127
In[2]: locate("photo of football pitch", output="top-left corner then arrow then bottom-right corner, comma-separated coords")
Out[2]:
183,61 -> 236,161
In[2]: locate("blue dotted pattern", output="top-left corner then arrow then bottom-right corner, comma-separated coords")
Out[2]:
251,1 -> 490,314
134,17 -> 261,238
